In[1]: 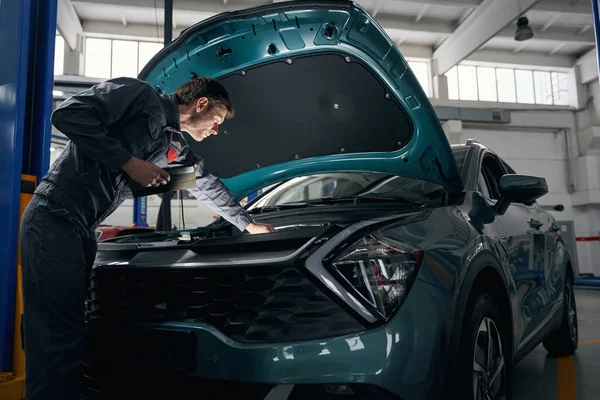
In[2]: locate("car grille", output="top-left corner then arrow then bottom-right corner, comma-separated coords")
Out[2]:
87,266 -> 364,343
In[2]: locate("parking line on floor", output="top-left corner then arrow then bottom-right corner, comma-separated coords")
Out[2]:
579,339 -> 600,345
557,356 -> 576,400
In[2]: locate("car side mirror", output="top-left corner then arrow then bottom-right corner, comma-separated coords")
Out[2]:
494,174 -> 548,215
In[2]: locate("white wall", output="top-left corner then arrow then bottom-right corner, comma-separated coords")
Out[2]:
460,127 -> 567,201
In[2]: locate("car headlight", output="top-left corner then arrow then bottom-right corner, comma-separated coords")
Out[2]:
331,233 -> 423,319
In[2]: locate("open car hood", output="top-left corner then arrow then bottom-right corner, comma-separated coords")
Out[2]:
138,0 -> 463,199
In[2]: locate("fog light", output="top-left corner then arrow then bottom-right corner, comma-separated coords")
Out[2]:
324,384 -> 354,395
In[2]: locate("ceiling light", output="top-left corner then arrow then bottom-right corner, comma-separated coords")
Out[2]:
515,16 -> 534,41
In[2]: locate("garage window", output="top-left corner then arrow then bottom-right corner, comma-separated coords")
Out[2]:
84,37 -> 163,79
445,64 -> 570,106
54,35 -> 64,75
407,60 -> 431,97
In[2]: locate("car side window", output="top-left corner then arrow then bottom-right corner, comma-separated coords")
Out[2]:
480,155 -> 505,200
477,172 -> 491,198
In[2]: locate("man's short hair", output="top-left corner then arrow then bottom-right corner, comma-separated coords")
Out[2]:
174,77 -> 234,118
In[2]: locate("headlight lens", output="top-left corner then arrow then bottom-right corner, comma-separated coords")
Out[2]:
331,233 -> 423,319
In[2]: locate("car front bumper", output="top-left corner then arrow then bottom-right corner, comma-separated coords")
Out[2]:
81,279 -> 452,400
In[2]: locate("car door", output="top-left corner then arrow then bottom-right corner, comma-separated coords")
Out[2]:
478,152 -> 548,344
500,160 -> 561,305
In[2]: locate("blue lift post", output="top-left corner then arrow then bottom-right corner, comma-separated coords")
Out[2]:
0,0 -> 57,395
133,197 -> 149,227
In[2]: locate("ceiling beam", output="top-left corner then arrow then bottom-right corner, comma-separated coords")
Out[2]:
398,44 -> 433,59
372,0 -> 384,18
513,42 -> 528,53
374,15 -> 455,35
548,42 -> 566,55
73,0 -> 591,17
541,14 -> 561,32
415,4 -> 430,23
82,20 -> 180,41
576,49 -> 598,84
532,0 -> 592,17
57,0 -> 84,51
384,0 -> 480,6
432,0 -> 542,76
466,49 -> 575,69
494,25 -> 596,46
73,0 -> 238,14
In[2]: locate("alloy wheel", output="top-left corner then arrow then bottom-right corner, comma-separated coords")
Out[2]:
566,278 -> 578,343
472,317 -> 507,400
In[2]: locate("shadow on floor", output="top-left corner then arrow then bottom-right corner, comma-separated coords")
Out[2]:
512,287 -> 600,400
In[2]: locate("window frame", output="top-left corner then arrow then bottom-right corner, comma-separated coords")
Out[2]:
83,36 -> 163,79
444,63 -> 570,106
479,153 -> 505,201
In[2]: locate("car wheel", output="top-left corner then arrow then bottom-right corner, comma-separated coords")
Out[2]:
542,272 -> 578,357
453,290 -> 511,400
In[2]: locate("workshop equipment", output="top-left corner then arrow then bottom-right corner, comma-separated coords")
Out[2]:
0,176 -> 36,400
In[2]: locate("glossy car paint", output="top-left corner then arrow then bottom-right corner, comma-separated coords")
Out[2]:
86,145 -> 572,399
138,0 -> 463,199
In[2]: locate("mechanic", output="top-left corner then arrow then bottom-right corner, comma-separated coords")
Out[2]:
19,76 -> 276,400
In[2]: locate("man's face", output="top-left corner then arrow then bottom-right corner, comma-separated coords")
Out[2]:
185,97 -> 228,142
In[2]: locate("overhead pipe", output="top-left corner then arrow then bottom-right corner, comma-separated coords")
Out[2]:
164,0 -> 172,45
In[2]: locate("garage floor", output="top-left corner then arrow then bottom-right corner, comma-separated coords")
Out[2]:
512,287 -> 600,400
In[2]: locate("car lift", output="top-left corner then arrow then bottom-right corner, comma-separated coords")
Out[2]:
0,0 -> 58,398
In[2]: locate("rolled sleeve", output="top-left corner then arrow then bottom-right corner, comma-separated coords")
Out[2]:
186,155 -> 254,232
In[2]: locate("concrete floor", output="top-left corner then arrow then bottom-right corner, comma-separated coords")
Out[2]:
512,287 -> 600,400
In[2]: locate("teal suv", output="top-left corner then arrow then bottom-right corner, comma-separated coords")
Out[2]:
81,1 -> 579,399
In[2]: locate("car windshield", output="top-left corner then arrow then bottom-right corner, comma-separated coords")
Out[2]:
246,172 -> 446,211
246,147 -> 469,212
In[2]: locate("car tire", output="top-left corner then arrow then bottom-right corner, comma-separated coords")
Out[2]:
452,289 -> 511,400
542,272 -> 578,357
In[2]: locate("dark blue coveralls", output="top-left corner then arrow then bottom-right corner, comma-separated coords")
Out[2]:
19,77 -> 254,400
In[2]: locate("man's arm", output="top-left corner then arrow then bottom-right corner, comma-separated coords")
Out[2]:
52,77 -> 170,186
186,154 -> 274,233
51,77 -> 152,171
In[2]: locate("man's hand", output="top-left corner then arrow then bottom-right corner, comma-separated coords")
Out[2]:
121,157 -> 170,187
246,222 -> 277,234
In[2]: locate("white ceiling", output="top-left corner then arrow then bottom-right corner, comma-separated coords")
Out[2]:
64,0 -> 595,68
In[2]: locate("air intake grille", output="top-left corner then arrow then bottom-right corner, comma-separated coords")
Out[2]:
87,266 -> 364,343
